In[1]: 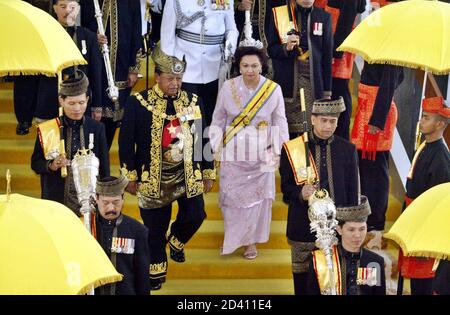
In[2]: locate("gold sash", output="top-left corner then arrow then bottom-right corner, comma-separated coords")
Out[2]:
282,136 -> 318,185
223,79 -> 277,146
37,118 -> 61,160
312,246 -> 343,295
272,4 -> 298,44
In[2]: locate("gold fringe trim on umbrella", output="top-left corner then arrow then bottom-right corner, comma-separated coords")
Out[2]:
77,273 -> 124,295
384,233 -> 450,260
336,46 -> 450,75
0,59 -> 87,78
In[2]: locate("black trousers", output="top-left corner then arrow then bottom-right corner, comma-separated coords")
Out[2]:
359,150 -> 390,231
13,76 -> 39,124
182,80 -> 219,127
333,78 -> 352,140
410,278 -> 433,295
101,117 -> 118,150
34,76 -> 59,120
140,194 -> 206,279
293,272 -> 309,295
102,86 -> 132,150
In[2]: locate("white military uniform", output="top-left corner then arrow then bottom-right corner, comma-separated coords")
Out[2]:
161,0 -> 238,84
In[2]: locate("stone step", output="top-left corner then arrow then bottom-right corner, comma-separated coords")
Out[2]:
185,220 -> 288,249
164,248 -> 292,280
0,153 -> 283,194
0,159 -> 402,222
0,77 -> 150,114
152,279 -> 293,295
0,85 -> 13,113
0,113 -> 36,140
153,246 -> 401,282
8,189 -> 291,225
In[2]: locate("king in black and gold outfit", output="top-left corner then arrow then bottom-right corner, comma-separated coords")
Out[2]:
119,43 -> 215,291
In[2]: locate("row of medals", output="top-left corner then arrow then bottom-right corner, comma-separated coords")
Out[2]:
197,0 -> 230,10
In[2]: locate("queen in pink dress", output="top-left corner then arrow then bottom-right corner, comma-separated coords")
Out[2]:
209,46 -> 289,259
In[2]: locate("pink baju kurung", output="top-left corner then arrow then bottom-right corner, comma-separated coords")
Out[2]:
210,75 -> 289,255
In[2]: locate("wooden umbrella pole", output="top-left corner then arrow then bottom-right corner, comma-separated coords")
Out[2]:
415,70 -> 428,151
6,169 -> 11,202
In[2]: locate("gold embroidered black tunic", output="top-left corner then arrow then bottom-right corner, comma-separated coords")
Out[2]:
119,84 -> 216,200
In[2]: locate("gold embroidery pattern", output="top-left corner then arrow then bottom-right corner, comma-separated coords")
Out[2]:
120,164 -> 137,181
101,0 -> 110,32
168,235 -> 185,251
149,262 -> 167,277
202,169 -> 216,180
174,92 -> 203,198
313,137 -> 335,201
101,0 -> 117,81
326,143 -> 335,201
135,89 -> 204,198
129,48 -> 142,74
258,0 -> 269,50
136,88 -> 184,121
149,95 -> 165,198
132,89 -> 166,198
230,78 -> 242,110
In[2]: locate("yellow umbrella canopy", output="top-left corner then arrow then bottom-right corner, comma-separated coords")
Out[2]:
0,0 -> 87,77
0,193 -> 123,295
384,183 -> 450,260
337,0 -> 450,74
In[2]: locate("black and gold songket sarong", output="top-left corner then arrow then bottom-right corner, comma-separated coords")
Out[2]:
285,59 -> 313,134
138,146 -> 186,209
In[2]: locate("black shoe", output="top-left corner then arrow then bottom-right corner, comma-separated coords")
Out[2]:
16,122 -> 31,135
170,247 -> 185,263
150,279 -> 162,291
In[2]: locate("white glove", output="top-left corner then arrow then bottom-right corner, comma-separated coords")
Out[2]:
224,39 -> 233,61
149,0 -> 162,14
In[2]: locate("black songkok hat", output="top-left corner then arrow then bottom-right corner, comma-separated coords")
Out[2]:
59,69 -> 89,97
312,97 -> 346,115
96,174 -> 129,197
336,196 -> 372,222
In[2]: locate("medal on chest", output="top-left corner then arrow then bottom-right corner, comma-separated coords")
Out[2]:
313,22 -> 323,36
356,267 -> 378,286
81,40 -> 87,55
111,237 -> 135,254
210,0 -> 230,10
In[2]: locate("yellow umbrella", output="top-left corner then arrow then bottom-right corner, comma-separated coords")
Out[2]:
337,0 -> 450,149
0,193 -> 123,294
337,0 -> 450,75
0,0 -> 87,77
384,183 -> 450,260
